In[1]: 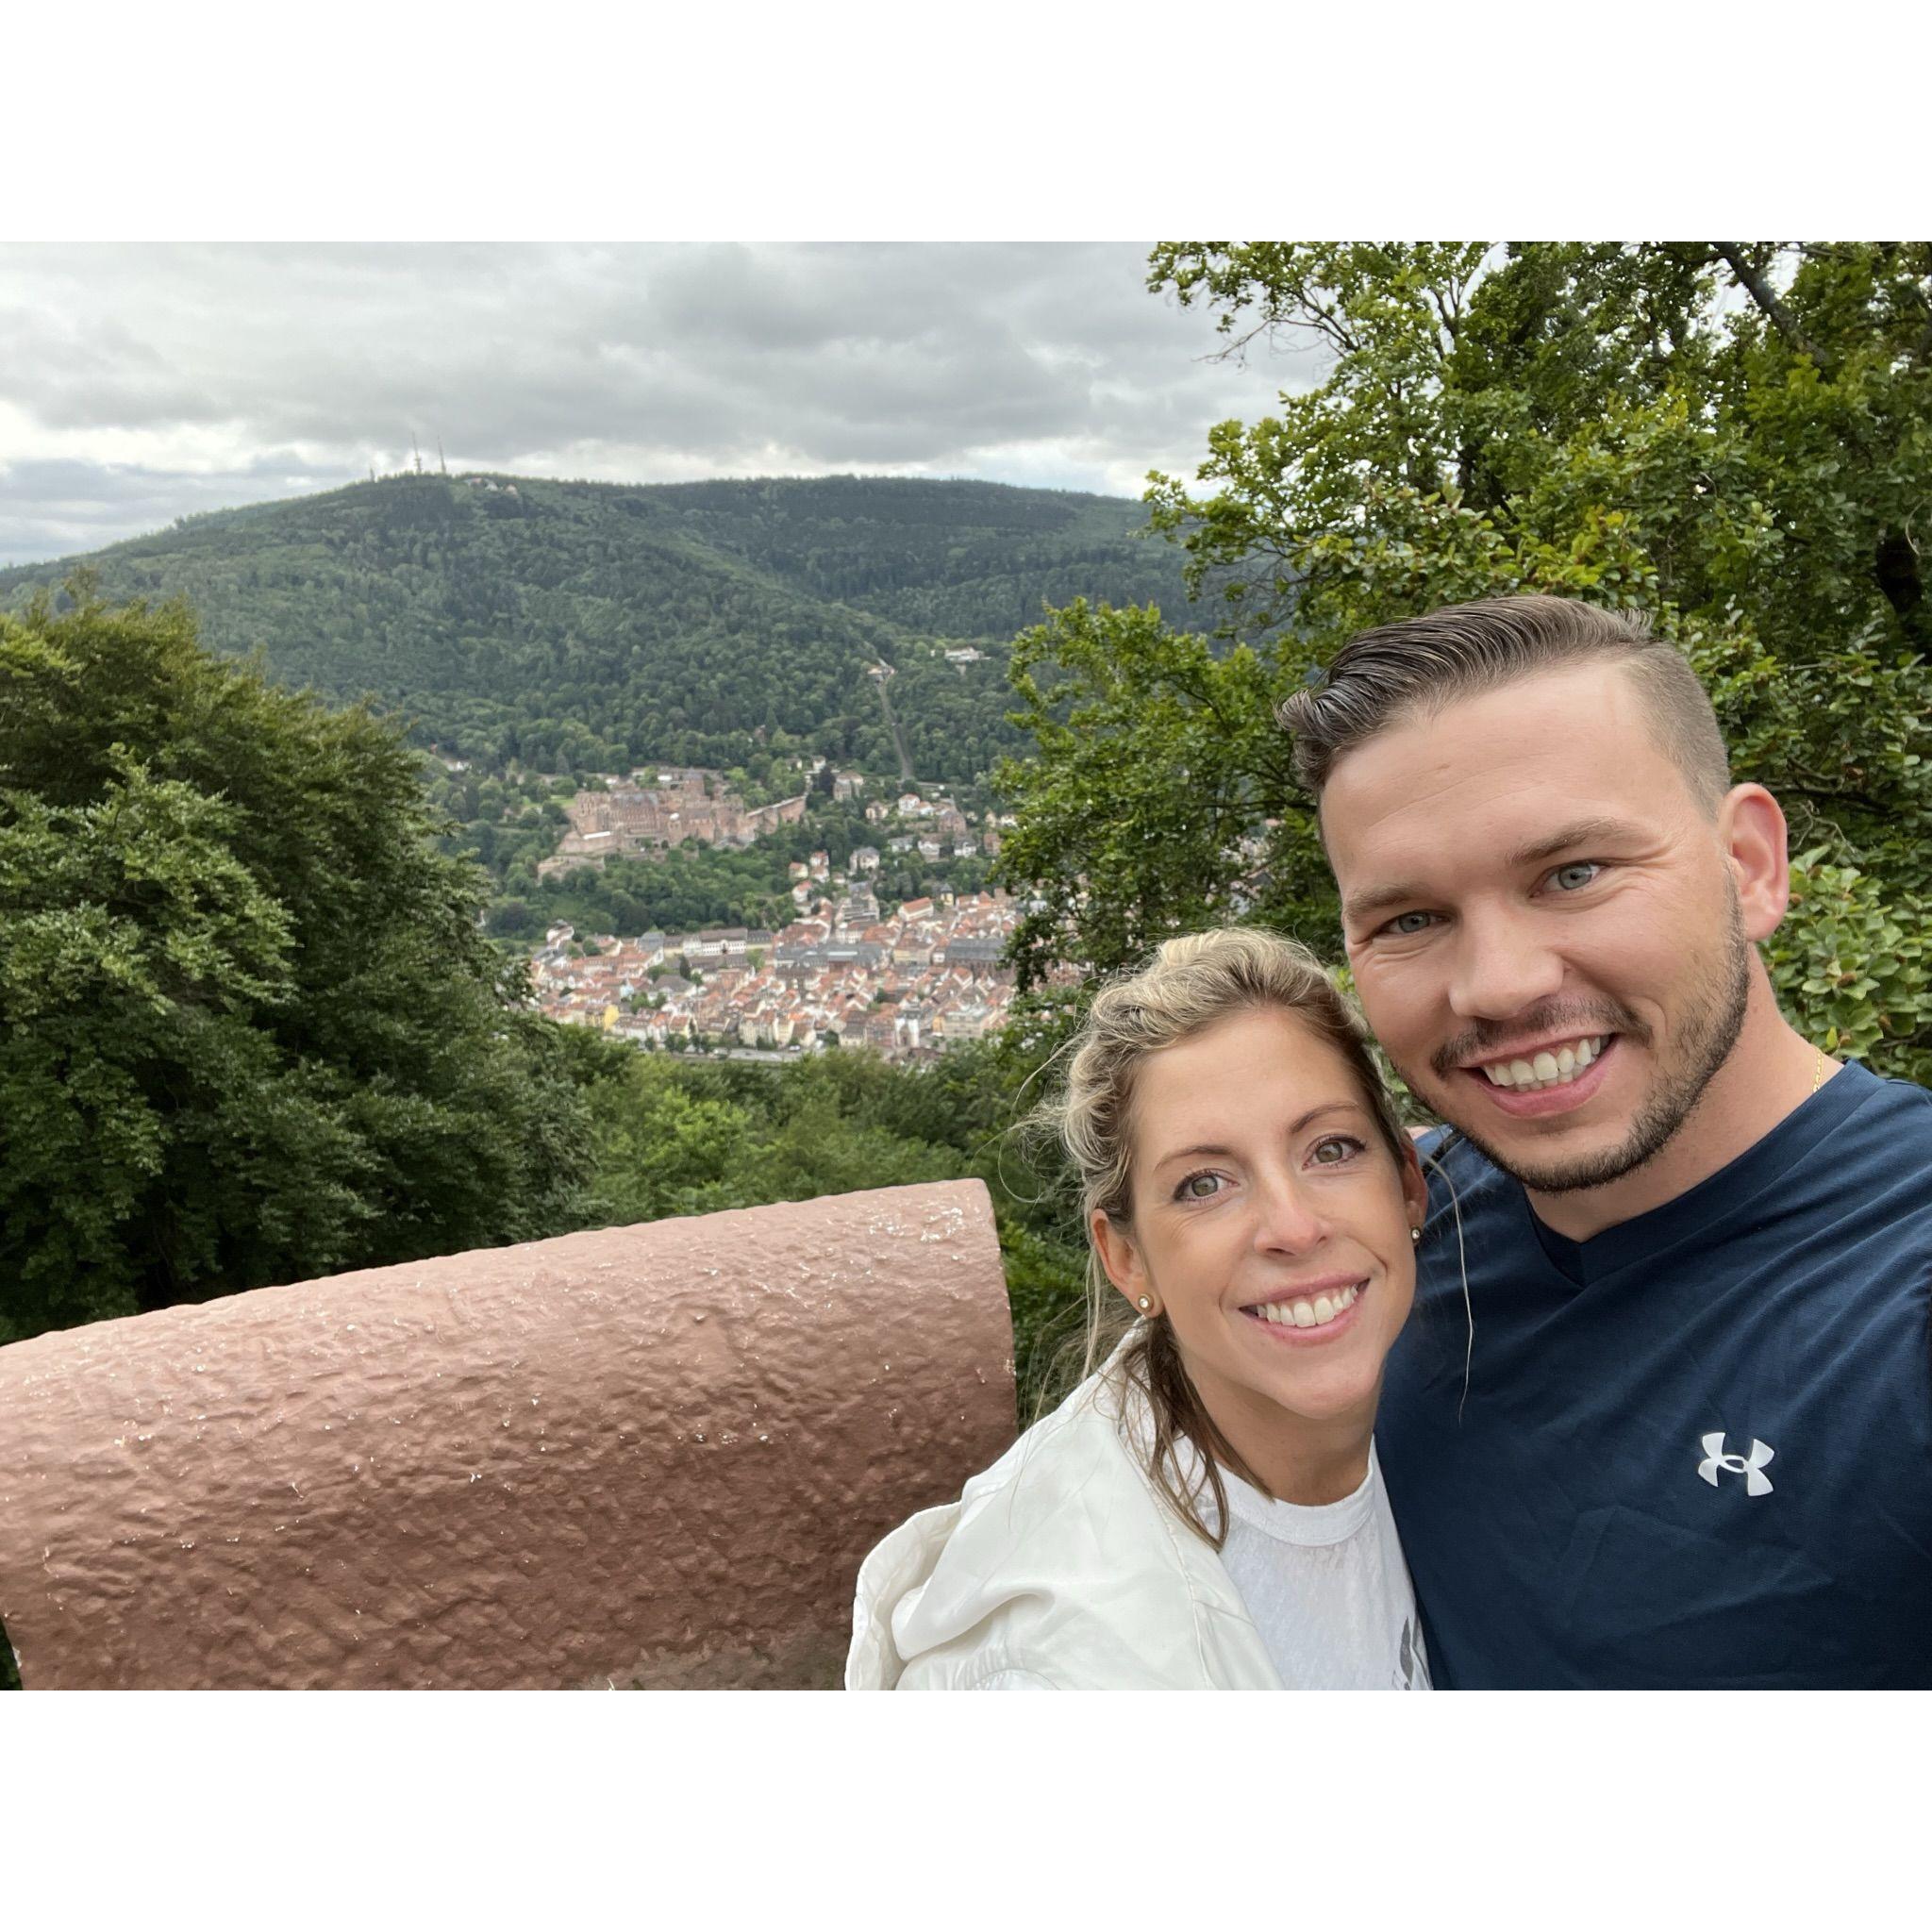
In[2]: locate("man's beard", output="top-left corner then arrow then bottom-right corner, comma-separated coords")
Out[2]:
1406,893 -> 1754,1196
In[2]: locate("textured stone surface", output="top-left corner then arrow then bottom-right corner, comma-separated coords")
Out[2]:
0,1180 -> 1014,1689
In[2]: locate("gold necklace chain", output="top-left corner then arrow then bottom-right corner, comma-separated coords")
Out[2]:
1813,1049 -> 1832,1093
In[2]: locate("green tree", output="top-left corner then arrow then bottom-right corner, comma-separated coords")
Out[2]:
0,584 -> 598,1343
994,242 -> 1932,1084
569,1032 -> 1087,1413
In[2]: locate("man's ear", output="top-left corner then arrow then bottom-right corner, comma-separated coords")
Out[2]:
1090,1208 -> 1153,1315
1719,783 -> 1791,942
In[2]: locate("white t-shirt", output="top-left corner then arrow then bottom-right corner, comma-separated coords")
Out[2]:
1209,1443 -> 1430,1690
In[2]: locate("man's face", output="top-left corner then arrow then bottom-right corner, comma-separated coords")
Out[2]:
1322,661 -> 1754,1194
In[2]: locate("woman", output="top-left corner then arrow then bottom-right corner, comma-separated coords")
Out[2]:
846,926 -> 1434,1690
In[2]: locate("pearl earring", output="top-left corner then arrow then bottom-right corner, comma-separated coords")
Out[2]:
1137,1295 -> 1153,1312
1410,1225 -> 1423,1244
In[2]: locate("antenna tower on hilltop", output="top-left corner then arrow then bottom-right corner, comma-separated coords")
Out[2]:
437,436 -> 447,475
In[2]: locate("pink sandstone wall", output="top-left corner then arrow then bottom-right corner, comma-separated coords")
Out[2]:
0,1180 -> 1015,1690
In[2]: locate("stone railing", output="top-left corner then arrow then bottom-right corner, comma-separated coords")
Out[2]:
0,1180 -> 1015,1690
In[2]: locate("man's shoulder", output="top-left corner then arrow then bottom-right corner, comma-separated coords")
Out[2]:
1840,1063 -> 1932,1136
1814,1065 -> 1932,1242
1412,1120 -> 1492,1166
1412,1124 -> 1518,1223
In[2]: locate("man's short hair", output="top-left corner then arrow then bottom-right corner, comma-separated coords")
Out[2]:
1278,595 -> 1732,814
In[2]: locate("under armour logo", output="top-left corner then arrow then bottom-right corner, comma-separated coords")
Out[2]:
1697,1431 -> 1775,1496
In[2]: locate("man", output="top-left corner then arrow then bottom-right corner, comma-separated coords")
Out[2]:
1279,595 -> 1932,1688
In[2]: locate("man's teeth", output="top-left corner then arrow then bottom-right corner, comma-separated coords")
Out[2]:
1250,1284 -> 1359,1330
1479,1036 -> 1607,1091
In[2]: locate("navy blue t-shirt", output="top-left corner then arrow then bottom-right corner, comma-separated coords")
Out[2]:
1379,1061 -> 1932,1689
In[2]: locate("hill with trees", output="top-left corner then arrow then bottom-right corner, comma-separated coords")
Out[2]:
0,473 -> 1191,787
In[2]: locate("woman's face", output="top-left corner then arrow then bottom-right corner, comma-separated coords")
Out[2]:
1093,1006 -> 1426,1440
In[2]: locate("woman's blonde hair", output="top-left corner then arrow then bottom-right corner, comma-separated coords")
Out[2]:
1034,925 -> 1412,1547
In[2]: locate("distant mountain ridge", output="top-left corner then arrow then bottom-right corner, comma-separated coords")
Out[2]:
0,473 -> 1193,782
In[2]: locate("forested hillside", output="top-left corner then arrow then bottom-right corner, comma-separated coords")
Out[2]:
0,474 -> 1190,784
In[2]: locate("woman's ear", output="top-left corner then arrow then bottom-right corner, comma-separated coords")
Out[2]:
1401,1139 -> 1429,1236
1090,1207 -> 1153,1315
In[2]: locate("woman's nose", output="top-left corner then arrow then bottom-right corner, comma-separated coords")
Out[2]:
1251,1174 -> 1328,1254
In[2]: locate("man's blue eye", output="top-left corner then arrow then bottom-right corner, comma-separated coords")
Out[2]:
1552,862 -> 1601,891
1389,911 -> 1434,936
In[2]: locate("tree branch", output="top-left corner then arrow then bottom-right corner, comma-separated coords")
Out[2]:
1899,272 -> 1932,364
1711,244 -> 1835,375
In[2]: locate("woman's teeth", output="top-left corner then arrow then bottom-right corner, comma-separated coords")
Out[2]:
1250,1284 -> 1358,1330
1479,1035 -> 1607,1091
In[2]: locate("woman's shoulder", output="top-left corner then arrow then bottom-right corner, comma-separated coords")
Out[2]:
846,1366 -> 1279,1690
966,1362 -> 1142,1500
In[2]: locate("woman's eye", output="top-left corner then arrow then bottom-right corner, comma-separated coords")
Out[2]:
1551,861 -> 1602,891
1309,1136 -> 1364,1167
1176,1172 -> 1223,1202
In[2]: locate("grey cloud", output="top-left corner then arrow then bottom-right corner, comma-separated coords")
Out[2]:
0,456 -> 358,567
0,242 -> 1311,563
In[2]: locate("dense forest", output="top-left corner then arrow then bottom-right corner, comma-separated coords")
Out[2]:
0,474 -> 1190,786
0,589 -> 599,1353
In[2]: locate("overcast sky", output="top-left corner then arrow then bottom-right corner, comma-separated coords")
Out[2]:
0,242 -> 1328,567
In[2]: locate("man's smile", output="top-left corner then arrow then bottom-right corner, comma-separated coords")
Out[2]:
1458,1033 -> 1622,1118
1465,1030 -> 1610,1089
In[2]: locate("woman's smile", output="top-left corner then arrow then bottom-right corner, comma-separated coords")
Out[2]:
1239,1274 -> 1370,1343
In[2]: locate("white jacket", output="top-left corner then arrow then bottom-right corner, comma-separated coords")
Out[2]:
845,1364 -> 1284,1690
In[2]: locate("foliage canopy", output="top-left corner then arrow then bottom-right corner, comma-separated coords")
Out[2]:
995,242 -> 1932,1085
0,583 -> 598,1343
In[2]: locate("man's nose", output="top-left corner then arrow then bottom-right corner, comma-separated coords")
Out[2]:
1445,906 -> 1566,1024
